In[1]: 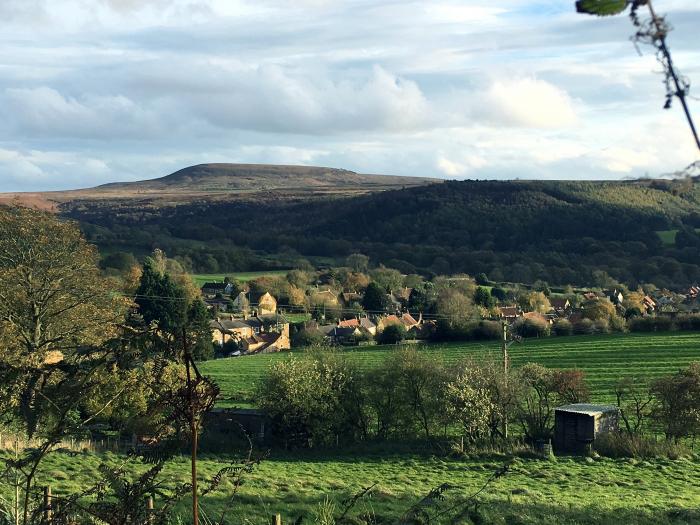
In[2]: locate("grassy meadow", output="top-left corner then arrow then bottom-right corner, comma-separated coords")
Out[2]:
20,448 -> 700,524
200,332 -> 700,407
7,331 -> 700,524
192,271 -> 290,287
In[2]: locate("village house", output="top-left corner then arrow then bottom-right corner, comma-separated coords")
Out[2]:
606,289 -> 624,305
549,298 -> 571,315
498,306 -> 520,322
359,317 -> 377,336
642,295 -> 657,313
201,281 -> 234,296
523,311 -> 552,325
377,312 -> 421,333
210,317 -> 254,345
340,292 -> 363,307
204,297 -> 231,312
326,326 -> 362,345
254,292 -> 277,315
230,291 -> 250,313
210,312 -> 290,353
338,317 -> 378,336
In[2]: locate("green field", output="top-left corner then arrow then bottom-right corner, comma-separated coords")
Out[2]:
657,228 -> 700,246
22,448 -> 700,524
200,332 -> 700,407
192,270 -> 289,287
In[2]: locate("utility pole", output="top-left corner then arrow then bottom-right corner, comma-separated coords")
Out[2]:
183,328 -> 199,525
500,320 -> 521,439
501,321 -> 509,439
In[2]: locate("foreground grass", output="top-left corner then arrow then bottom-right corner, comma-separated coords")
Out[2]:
200,332 -> 700,407
19,449 -> 700,524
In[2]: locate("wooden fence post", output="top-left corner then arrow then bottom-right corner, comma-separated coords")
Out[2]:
271,514 -> 282,525
43,486 -> 52,524
147,496 -> 154,524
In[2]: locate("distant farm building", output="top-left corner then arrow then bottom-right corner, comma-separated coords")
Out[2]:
554,404 -> 620,454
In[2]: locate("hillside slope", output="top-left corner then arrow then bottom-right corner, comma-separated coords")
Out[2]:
65,176 -> 700,288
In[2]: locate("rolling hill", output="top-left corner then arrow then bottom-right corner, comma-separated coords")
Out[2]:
94,163 -> 438,194
0,163 -> 439,210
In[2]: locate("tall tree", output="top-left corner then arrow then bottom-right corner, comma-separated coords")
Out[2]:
0,206 -> 129,524
362,282 -> 390,312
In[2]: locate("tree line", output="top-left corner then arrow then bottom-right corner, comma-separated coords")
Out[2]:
256,348 -> 700,455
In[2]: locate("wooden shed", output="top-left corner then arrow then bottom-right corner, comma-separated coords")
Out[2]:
554,404 -> 620,454
205,408 -> 270,445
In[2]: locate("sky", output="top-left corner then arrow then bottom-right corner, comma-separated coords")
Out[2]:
0,0 -> 699,191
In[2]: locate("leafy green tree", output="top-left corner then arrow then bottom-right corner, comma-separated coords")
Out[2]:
188,298 -> 214,361
135,257 -> 188,336
292,329 -> 325,347
257,352 -> 367,447
0,207 -> 130,524
517,364 -> 590,441
490,287 -> 507,302
378,323 -> 406,345
346,253 -> 369,273
362,282 -> 390,312
582,298 -> 617,321
475,273 -> 490,286
446,367 -> 495,444
474,287 -> 495,308
391,348 -> 448,440
651,363 -> 700,442
369,266 -> 404,292
101,251 -> 138,272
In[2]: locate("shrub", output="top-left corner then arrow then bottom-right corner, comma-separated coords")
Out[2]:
573,318 -> 595,335
472,321 -> 502,341
552,319 -> 573,336
513,317 -> 550,338
629,316 -> 674,332
292,329 -> 325,347
594,432 -> 691,459
377,324 -> 406,344
593,318 -> 610,334
676,314 -> 700,331
609,315 -> 628,333
257,352 -> 367,447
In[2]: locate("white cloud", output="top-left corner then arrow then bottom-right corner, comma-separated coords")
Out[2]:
1,87 -> 166,139
190,64 -> 431,134
479,78 -> 579,128
0,0 -> 698,191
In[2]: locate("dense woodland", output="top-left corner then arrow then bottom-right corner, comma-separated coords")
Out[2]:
65,177 -> 700,289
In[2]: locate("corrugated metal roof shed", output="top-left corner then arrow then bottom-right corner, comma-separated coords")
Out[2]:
555,404 -> 619,416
